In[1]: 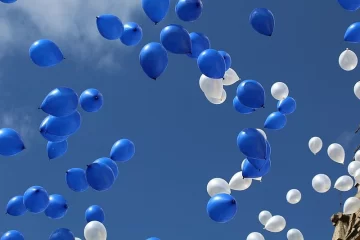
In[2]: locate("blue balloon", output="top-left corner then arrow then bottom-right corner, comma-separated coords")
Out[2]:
49,228 -> 74,240
147,238 -> 160,240
40,111 -> 81,137
338,0 -> 360,11
66,168 -> 89,192
47,140 -> 68,160
264,111 -> 287,130
23,186 -> 49,213
236,80 -> 265,109
6,196 -> 26,216
1,230 -> 24,240
344,22 -> 360,43
277,97 -> 296,115
218,51 -> 231,71
0,128 -> 25,156
139,42 -> 168,80
85,205 -> 105,223
94,157 -> 119,179
160,24 -> 191,54
237,128 -> 267,160
243,158 -> 271,178
96,14 -> 124,40
233,97 -> 255,114
29,39 -> 64,67
86,162 -> 115,191
187,32 -> 210,59
249,8 -> 275,36
45,194 -> 68,219
40,87 -> 78,117
120,22 -> 143,46
142,0 -> 169,24
197,49 -> 226,78
175,0 -> 203,22
206,193 -> 237,223
0,0 -> 17,3
110,139 -> 135,162
79,88 -> 104,113
40,130 -> 69,143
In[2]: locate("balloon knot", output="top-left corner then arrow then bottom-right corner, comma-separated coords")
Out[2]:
86,164 -> 90,167
133,28 -> 138,32
155,22 -> 158,25
66,170 -> 69,174
94,96 -> 99,100
37,107 -> 41,110
231,199 -> 236,204
152,78 -> 157,81
262,105 -> 265,108
22,145 -> 26,150
35,189 -> 40,193
64,204 -> 68,209
96,16 -> 99,19
196,2 -> 201,7
63,57 -> 66,60
222,78 -> 225,80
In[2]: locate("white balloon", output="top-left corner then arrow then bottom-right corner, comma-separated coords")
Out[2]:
344,197 -> 360,214
223,68 -> 240,86
264,215 -> 286,233
229,171 -> 252,191
286,189 -> 302,204
75,238 -> 82,240
355,150 -> 360,161
334,175 -> 354,192
308,137 -> 323,155
205,89 -> 226,104
339,48 -> 358,71
354,169 -> 360,183
348,161 -> 360,176
256,129 -> 267,140
259,210 -> 272,226
253,177 -> 262,181
271,82 -> 289,100
327,143 -> 345,164
246,232 -> 265,240
287,228 -> 304,240
354,81 -> 360,100
207,178 -> 231,197
312,174 -> 331,193
199,74 -> 223,99
84,221 -> 107,240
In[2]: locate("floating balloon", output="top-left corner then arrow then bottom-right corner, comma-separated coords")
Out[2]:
199,74 -> 223,99
256,129 -> 267,140
339,48 -> 358,71
271,82 -> 289,100
45,194 -> 68,219
264,215 -> 286,233
66,168 -> 89,192
84,221 -> 107,240
345,23 -> 360,43
229,171 -> 252,191
218,51 -> 231,71
110,139 -> 135,162
249,8 -> 275,36
142,0 -> 169,24
23,186 -> 49,213
223,68 -> 240,86
334,175 -> 354,192
206,193 -> 237,223
327,143 -> 345,164
308,137 -> 323,155
1,231 -> 24,240
96,14 -> 123,40
264,112 -> 287,130
86,205 -> 105,223
0,128 -> 25,156
344,197 -> 360,214
47,140 -> 68,160
120,22 -> 143,46
40,87 -> 78,117
259,210 -> 272,226
277,97 -> 296,115
187,32 -> 210,59
94,157 -> 118,179
355,81 -> 360,100
29,39 -> 64,67
6,196 -> 26,216
205,89 -> 227,104
207,178 -> 231,197
312,174 -> 331,193
348,161 -> 360,176
49,228 -> 74,240
86,162 -> 115,191
246,232 -> 265,240
79,89 -> 104,113
236,80 -> 265,109
338,0 -> 360,11
0,0 -> 17,3
237,128 -> 267,160
197,49 -> 226,79
40,111 -> 81,137
356,150 -> 360,161
160,24 -> 191,54
287,229 -> 304,240
286,189 -> 301,204
242,158 -> 271,178
233,97 -> 255,114
175,0 -> 203,22
139,42 -> 168,80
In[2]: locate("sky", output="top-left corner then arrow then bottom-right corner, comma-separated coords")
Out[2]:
0,0 -> 359,239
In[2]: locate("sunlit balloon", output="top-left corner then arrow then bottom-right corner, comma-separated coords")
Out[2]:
96,14 -> 123,40
344,197 -> 360,214
199,74 -> 223,99
354,81 -> 360,100
139,42 -> 168,80
218,51 -> 231,71
47,140 -> 68,160
277,97 -> 296,115
264,112 -> 287,130
86,162 -> 115,191
205,89 -> 227,105
286,189 -> 301,204
287,228 -> 304,240
6,196 -> 26,216
237,128 -> 267,160
142,0 -> 169,24
29,39 -> 64,67
160,24 -> 191,54
338,0 -> 360,11
236,80 -> 265,109
223,68 -> 240,86
120,22 -> 143,46
84,221 -> 107,240
271,82 -> 289,100
233,97 -> 255,114
187,32 -> 210,59
246,232 -> 265,240
66,168 -> 89,192
85,205 -> 105,223
0,0 -> 17,3
259,210 -> 272,226
348,161 -> 360,176
1,230 -> 24,240
308,137 -> 323,155
327,143 -> 345,164
339,48 -> 358,71
344,23 -> 360,43
249,8 -> 275,36
334,175 -> 354,192
110,139 -> 135,162
23,186 -> 49,213
175,0 -> 203,22
207,178 -> 231,197
264,215 -> 286,232
94,157 -> 119,179
229,171 -> 252,191
45,194 -> 68,219
0,128 -> 25,156
197,49 -> 226,78
79,88 -> 104,113
40,87 -> 78,117
312,174 -> 331,193
206,193 -> 237,223
39,111 -> 82,137
49,228 -> 74,240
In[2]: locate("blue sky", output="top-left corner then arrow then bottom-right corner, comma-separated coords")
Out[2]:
0,0 -> 360,239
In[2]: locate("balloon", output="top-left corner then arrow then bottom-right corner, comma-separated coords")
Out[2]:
120,22 -> 143,46
356,150 -> 360,161
110,139 -> 135,162
29,39 -> 64,67
354,81 -> 360,100
66,168 -> 89,192
264,215 -> 286,232
40,87 -> 78,117
0,0 -> 17,3
228,171 -> 252,191
223,68 -> 240,86
218,51 -> 231,71
86,205 -> 105,223
1,230 -> 24,240
206,193 -> 237,223
264,112 -> 287,130
79,89 -> 104,113
199,74 -> 223,99
338,0 -> 360,11
259,210 -> 272,226
344,197 -> 360,214
142,0 -> 169,24
334,175 -> 354,192
271,82 -> 289,100
84,221 -> 107,240
45,194 -> 68,219
49,228 -> 74,240
6,196 -> 26,216
312,174 -> 331,193
0,128 -> 25,156
249,8 -> 275,36
308,137 -> 323,155
40,131 -> 68,143
237,128 -> 267,160
139,42 -> 168,80
345,23 -> 360,43
246,232 -> 265,240
197,49 -> 226,79
327,143 -> 345,164
96,14 -> 123,40
207,178 -> 231,197
236,80 -> 265,108
233,97 -> 255,114
175,0 -> 203,22
348,161 -> 360,176
39,111 -> 81,137
256,129 -> 267,140
23,186 -> 49,213
205,89 -> 227,104
339,48 -> 358,71
242,158 -> 271,178
287,229 -> 304,240
47,140 -> 68,160
277,97 -> 296,115
160,24 -> 191,54
354,169 -> 360,183
286,189 -> 301,204
187,32 -> 210,58
94,157 -> 118,179
86,162 -> 115,191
